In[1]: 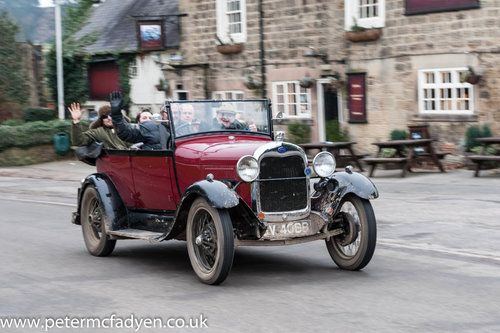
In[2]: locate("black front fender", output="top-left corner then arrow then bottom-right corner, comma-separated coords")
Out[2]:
75,174 -> 128,231
312,171 -> 378,216
329,171 -> 379,200
167,180 -> 240,240
181,179 -> 239,209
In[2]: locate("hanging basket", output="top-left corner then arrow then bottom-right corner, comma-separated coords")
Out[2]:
216,43 -> 244,55
465,75 -> 482,85
345,28 -> 382,42
244,77 -> 262,90
299,77 -> 315,88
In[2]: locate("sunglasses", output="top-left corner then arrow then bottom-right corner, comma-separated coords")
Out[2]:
100,114 -> 111,120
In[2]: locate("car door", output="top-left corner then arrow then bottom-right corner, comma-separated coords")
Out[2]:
128,150 -> 179,211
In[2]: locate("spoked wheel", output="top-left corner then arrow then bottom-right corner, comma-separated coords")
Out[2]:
81,186 -> 116,257
326,195 -> 376,270
186,198 -> 234,285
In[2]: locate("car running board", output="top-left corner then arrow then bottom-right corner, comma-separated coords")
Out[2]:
107,229 -> 166,242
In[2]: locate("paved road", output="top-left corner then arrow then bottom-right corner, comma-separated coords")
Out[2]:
1,161 -> 499,332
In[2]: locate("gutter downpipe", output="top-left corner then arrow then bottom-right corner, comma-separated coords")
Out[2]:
258,0 -> 266,98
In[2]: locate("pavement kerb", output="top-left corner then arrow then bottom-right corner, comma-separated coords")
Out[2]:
1,160 -> 499,184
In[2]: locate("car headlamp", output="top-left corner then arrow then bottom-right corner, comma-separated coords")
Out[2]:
312,152 -> 336,178
236,155 -> 259,182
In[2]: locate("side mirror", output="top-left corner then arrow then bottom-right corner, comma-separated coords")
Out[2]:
274,111 -> 284,124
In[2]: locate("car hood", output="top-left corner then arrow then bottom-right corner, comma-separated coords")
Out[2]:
175,136 -> 271,167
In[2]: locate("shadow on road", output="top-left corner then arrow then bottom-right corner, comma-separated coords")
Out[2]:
94,240 -> 375,286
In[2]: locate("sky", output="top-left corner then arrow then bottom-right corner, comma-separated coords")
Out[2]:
39,0 -> 54,7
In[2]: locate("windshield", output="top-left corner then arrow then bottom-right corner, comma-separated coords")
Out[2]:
167,100 -> 271,139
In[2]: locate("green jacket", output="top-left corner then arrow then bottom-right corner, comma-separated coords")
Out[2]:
71,122 -> 131,149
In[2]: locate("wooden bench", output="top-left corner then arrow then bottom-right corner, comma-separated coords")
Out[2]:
336,153 -> 368,168
363,157 -> 408,177
299,142 -> 364,171
364,139 -> 446,178
415,152 -> 449,160
468,155 -> 500,177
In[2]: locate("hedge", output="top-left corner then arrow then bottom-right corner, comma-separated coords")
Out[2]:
287,122 -> 311,144
23,107 -> 57,122
0,120 -> 72,152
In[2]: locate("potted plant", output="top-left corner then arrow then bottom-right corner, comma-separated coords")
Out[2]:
460,66 -> 483,85
244,76 -> 262,90
215,34 -> 243,55
155,78 -> 169,92
345,19 -> 381,43
299,75 -> 315,88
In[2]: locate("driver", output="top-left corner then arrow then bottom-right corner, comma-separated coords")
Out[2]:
213,103 -> 257,131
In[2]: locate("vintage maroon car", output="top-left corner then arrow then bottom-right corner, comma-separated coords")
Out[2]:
72,99 -> 378,284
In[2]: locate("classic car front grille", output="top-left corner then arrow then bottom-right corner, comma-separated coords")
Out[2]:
258,155 -> 307,212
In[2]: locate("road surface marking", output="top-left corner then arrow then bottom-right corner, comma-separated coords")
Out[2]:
0,196 -> 75,207
379,239 -> 500,262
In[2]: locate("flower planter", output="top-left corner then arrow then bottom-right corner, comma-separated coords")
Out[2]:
244,77 -> 262,90
216,43 -> 243,55
345,28 -> 381,42
299,77 -> 315,89
465,75 -> 481,85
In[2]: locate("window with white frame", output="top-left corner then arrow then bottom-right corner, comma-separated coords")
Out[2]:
418,68 -> 473,114
129,57 -> 138,77
272,82 -> 311,118
216,0 -> 247,44
345,0 -> 385,30
212,91 -> 244,100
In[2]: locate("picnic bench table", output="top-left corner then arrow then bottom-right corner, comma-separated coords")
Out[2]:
298,141 -> 364,171
363,139 -> 446,177
467,137 -> 500,177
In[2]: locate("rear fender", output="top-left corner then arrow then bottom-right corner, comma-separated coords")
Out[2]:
75,174 -> 128,231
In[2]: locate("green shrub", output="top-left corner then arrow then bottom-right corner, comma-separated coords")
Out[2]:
465,125 -> 491,151
23,107 -> 56,122
0,119 -> 71,151
390,129 -> 408,140
326,119 -> 349,142
482,125 -> 492,138
1,119 -> 24,126
470,145 -> 497,155
287,122 -> 311,144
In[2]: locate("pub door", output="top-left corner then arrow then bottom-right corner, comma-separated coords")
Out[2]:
323,83 -> 339,142
324,84 -> 339,122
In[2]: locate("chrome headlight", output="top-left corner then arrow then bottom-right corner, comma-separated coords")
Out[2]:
312,152 -> 336,178
236,155 -> 259,182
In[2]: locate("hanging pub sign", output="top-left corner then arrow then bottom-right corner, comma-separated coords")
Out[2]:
405,0 -> 479,15
137,21 -> 164,50
347,72 -> 367,123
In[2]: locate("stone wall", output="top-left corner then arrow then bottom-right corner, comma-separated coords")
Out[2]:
345,0 -> 500,153
172,0 -> 499,154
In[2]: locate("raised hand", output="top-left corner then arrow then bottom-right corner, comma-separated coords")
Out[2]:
109,91 -> 123,116
68,103 -> 83,123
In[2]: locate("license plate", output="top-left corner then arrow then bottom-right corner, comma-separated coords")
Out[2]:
263,220 -> 312,240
